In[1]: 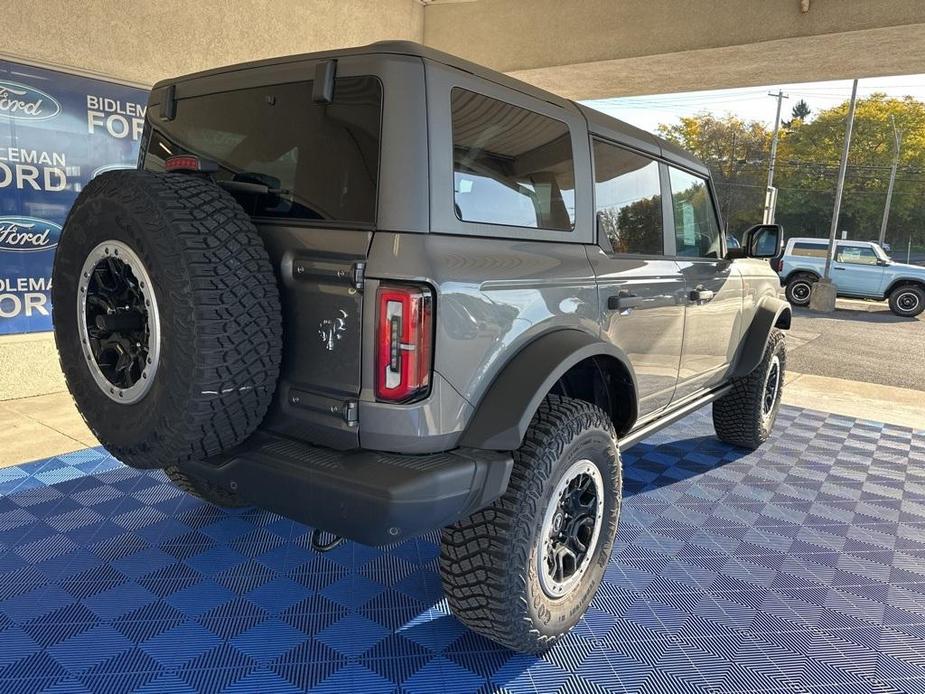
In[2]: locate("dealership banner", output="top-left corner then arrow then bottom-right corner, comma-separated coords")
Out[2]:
0,59 -> 147,335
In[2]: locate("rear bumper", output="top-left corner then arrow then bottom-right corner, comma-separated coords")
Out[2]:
181,432 -> 513,546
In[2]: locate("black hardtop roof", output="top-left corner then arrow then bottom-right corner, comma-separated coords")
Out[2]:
154,40 -> 708,176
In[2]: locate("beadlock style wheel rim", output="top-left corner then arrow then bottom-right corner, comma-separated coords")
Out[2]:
77,240 -> 160,404
538,459 -> 605,599
791,282 -> 811,303
762,354 -> 782,419
897,291 -> 920,313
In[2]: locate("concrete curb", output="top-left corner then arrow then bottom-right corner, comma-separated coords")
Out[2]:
783,371 -> 924,430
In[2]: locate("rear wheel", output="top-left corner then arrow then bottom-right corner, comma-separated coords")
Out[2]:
53,171 -> 282,469
439,395 -> 621,653
888,284 -> 925,318
785,273 -> 815,306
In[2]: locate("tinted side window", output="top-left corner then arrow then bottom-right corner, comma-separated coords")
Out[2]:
836,244 -> 878,265
144,76 -> 382,224
592,140 -> 663,255
668,167 -> 721,259
791,242 -> 827,258
451,88 -> 575,231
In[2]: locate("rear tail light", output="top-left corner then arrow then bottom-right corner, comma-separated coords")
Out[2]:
164,155 -> 218,173
376,283 -> 433,403
774,258 -> 784,272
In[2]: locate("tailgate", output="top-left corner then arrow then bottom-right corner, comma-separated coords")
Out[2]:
259,225 -> 370,449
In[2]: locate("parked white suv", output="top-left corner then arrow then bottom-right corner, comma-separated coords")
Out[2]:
777,237 -> 925,317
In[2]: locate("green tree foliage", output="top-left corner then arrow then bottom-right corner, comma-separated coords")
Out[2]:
656,95 -> 925,250
783,99 -> 811,128
657,113 -> 769,237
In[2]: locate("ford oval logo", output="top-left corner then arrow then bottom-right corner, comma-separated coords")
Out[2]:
0,216 -> 62,253
0,80 -> 61,121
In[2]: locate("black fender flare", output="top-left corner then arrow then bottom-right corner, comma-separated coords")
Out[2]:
884,277 -> 925,298
785,269 -> 820,284
730,296 -> 791,379
458,329 -> 638,450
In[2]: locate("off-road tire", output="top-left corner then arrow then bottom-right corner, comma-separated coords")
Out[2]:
439,395 -> 622,653
888,284 -> 925,318
163,466 -> 246,509
52,170 -> 282,469
713,328 -> 786,450
785,273 -> 815,306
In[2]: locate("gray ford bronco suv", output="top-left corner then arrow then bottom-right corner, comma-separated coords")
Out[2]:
53,41 -> 790,652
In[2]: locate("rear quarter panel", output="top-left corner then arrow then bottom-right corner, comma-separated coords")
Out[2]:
363,231 -> 599,409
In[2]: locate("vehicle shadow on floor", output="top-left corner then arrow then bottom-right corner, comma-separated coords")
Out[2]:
620,434 -> 749,497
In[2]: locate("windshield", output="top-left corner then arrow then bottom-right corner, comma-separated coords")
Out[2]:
143,76 -> 382,224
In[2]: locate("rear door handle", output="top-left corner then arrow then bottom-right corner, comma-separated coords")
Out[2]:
689,288 -> 715,303
607,292 -> 645,311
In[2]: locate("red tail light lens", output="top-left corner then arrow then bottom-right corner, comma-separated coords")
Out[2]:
164,155 -> 218,173
376,283 -> 433,403
774,258 -> 784,272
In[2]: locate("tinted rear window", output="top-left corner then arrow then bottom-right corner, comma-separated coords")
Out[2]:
144,76 -> 382,224
790,242 -> 827,257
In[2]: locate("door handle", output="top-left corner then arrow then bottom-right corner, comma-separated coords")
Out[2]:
689,287 -> 715,303
607,291 -> 645,311
834,267 -> 846,271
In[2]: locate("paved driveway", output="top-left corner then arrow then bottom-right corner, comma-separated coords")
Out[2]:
788,305 -> 925,391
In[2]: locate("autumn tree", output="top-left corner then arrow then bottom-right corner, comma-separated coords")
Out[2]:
657,113 -> 770,236
656,95 -> 925,249
775,93 -> 925,245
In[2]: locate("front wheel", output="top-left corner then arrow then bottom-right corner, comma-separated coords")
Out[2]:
713,328 -> 786,450
888,284 -> 925,318
439,395 -> 622,653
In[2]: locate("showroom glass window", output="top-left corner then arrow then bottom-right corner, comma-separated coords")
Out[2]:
592,140 -> 663,255
668,167 -> 722,259
836,244 -> 879,265
451,88 -> 575,230
144,77 -> 382,224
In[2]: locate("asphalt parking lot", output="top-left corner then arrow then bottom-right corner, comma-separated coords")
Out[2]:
788,303 -> 925,391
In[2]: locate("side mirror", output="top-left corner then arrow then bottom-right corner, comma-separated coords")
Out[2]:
877,258 -> 890,266
742,224 -> 783,259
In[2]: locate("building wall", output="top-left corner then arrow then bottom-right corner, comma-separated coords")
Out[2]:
0,0 -> 424,86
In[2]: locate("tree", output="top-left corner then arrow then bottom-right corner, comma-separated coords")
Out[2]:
657,113 -> 770,236
775,93 -> 925,246
656,95 -> 925,250
783,99 -> 811,129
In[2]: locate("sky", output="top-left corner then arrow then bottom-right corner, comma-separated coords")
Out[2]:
583,74 -> 925,133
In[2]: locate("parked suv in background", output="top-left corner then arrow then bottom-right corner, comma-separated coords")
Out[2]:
53,41 -> 790,652
779,237 -> 925,317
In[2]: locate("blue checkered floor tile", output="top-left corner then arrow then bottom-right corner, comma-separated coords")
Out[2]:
0,405 -> 924,693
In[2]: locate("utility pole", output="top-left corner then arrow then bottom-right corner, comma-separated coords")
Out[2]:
812,79 -> 859,312
762,89 -> 788,224
878,115 -> 901,247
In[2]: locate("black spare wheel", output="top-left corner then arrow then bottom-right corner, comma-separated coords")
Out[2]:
52,170 -> 282,469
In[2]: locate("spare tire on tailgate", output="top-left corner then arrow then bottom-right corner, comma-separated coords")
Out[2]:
52,170 -> 282,469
